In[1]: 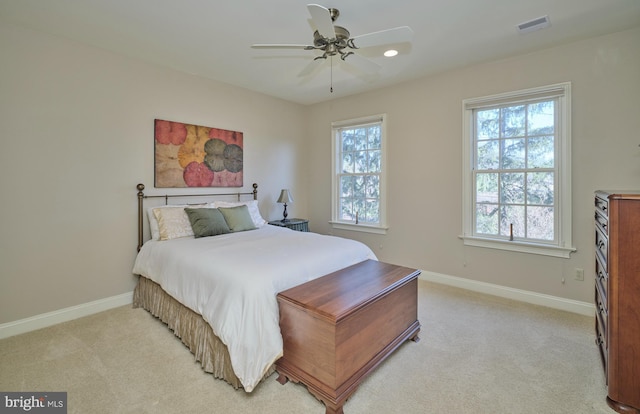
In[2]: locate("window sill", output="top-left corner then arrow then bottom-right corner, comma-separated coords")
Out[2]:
459,235 -> 576,258
330,221 -> 388,235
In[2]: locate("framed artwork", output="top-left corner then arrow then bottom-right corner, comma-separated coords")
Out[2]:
154,119 -> 243,187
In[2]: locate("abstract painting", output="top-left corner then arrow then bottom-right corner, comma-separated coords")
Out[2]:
154,119 -> 243,187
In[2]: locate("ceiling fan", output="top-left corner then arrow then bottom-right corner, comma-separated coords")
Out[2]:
251,4 -> 413,90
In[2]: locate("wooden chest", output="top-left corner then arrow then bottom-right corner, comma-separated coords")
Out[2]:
276,260 -> 421,414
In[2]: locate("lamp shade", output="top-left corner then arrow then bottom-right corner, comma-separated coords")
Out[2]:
277,189 -> 293,204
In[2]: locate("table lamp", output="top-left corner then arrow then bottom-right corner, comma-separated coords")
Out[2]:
277,189 -> 293,222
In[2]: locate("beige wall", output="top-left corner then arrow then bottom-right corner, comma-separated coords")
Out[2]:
1,18 -> 638,325
306,27 -> 640,304
0,21 -> 307,323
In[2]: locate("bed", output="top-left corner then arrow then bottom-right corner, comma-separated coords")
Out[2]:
132,183 -> 377,392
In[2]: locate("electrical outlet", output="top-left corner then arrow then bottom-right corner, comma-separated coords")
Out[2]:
574,268 -> 584,281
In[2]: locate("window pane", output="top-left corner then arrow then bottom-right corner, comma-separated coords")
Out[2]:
342,130 -> 355,151
353,198 -> 366,220
527,172 -> 554,205
368,125 -> 381,149
477,140 -> 499,170
354,176 -> 365,197
339,198 -> 353,221
340,175 -> 353,197
354,128 -> 367,150
500,173 -> 525,204
501,105 -> 526,137
501,138 -> 525,169
527,136 -> 554,168
368,150 -> 381,172
477,109 -> 500,139
527,206 -> 554,240
476,204 -> 499,235
365,175 -> 379,198
528,101 -> 555,136
500,205 -> 525,237
342,151 -> 354,173
364,199 -> 379,223
354,150 -> 367,173
476,173 -> 498,203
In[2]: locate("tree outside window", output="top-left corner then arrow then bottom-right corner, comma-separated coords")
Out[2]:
332,115 -> 387,234
461,83 -> 574,258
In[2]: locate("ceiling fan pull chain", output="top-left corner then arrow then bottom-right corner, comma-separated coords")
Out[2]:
330,55 -> 334,93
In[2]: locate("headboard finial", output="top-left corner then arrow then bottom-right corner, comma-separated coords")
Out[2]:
137,183 -> 145,251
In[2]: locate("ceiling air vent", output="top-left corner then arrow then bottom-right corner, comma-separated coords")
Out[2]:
517,15 -> 551,34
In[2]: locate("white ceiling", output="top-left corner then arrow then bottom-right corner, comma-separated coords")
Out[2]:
2,0 -> 639,105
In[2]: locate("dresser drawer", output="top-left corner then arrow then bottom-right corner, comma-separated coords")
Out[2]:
595,227 -> 608,270
595,210 -> 608,236
595,194 -> 609,217
595,306 -> 607,374
595,281 -> 607,331
595,283 -> 608,371
595,254 -> 608,304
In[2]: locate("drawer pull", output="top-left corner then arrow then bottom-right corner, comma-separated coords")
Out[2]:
599,304 -> 606,315
595,199 -> 608,211
598,271 -> 606,281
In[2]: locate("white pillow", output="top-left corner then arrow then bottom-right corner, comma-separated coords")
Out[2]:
152,206 -> 194,240
149,204 -> 206,241
147,206 -> 166,240
214,200 -> 267,227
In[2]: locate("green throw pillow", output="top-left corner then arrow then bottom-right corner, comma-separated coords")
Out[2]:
218,205 -> 257,232
185,208 -> 231,238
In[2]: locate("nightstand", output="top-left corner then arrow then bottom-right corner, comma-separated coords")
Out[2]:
268,218 -> 309,232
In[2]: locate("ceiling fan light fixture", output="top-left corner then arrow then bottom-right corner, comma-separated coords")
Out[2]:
252,4 -> 413,93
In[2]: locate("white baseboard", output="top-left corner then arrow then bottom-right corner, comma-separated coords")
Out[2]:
0,291 -> 133,340
419,271 -> 595,317
0,272 -> 594,340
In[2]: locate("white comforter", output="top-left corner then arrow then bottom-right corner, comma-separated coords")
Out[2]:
132,225 -> 377,391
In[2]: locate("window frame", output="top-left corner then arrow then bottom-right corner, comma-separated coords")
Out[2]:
330,114 -> 388,234
461,83 -> 575,258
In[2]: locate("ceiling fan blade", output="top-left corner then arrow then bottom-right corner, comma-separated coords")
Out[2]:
307,4 -> 336,39
342,53 -> 381,74
350,26 -> 413,49
251,44 -> 313,50
298,58 -> 325,77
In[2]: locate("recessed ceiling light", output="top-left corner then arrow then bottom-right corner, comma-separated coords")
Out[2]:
384,49 -> 398,57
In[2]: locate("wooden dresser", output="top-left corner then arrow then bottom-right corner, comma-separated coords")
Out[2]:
276,260 -> 421,414
594,191 -> 640,413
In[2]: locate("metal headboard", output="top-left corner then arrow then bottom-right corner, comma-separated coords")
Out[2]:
136,183 -> 258,251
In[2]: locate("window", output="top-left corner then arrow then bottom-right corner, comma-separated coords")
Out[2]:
461,83 -> 575,258
331,114 -> 387,234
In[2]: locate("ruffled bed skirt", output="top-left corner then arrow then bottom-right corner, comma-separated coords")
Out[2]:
132,275 -> 275,389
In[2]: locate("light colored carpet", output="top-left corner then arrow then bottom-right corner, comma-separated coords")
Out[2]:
0,281 -> 613,414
